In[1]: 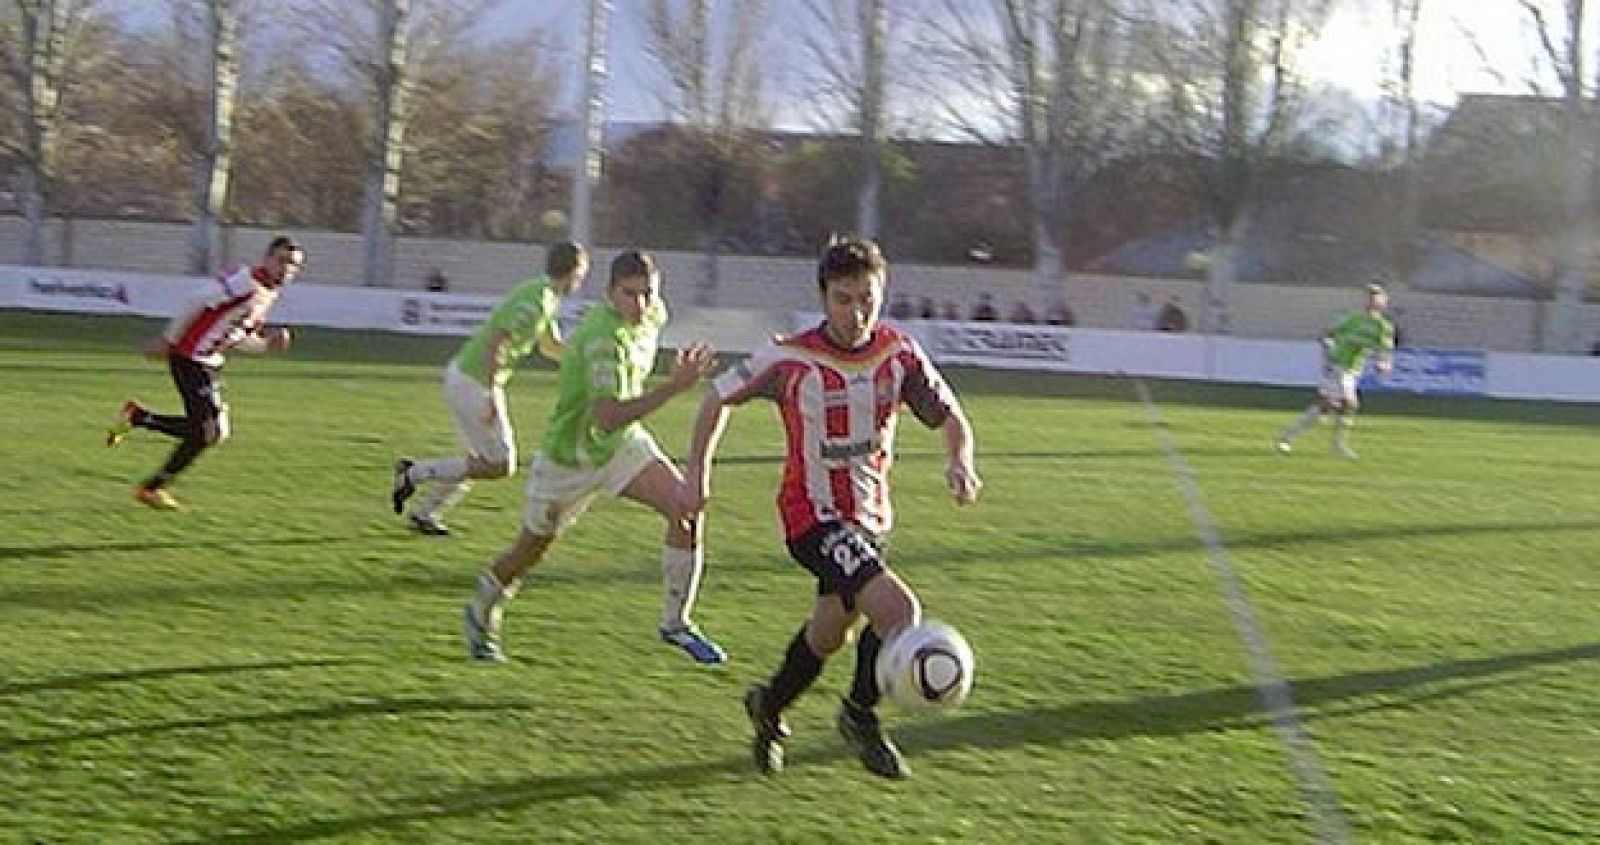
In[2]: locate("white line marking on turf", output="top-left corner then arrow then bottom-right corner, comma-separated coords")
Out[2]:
1134,379 -> 1351,844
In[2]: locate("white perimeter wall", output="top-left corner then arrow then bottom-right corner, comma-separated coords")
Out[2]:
2,216 -> 1596,354
4,265 -> 1596,404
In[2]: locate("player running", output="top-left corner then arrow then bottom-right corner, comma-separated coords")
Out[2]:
391,242 -> 589,536
460,250 -> 728,665
1275,283 -> 1396,459
106,235 -> 303,509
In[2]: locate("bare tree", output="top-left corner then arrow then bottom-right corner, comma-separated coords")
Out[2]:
800,0 -> 891,239
642,0 -> 771,304
1520,0 -> 1595,352
1150,0 -> 1338,333
188,0 -> 241,274
1374,0 -> 1425,291
918,0 -> 1163,289
0,0 -> 106,265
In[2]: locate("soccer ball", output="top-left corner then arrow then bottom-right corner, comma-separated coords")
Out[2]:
876,620 -> 975,710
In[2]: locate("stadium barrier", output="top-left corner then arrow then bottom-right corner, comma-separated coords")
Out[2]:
3,264 -> 1597,404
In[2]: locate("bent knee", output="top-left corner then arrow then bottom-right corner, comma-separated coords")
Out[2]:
202,419 -> 230,445
469,456 -> 514,478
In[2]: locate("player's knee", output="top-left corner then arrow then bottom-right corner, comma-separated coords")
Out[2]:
470,455 -> 513,478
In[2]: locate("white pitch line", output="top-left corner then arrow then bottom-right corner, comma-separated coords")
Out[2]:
1133,379 -> 1351,844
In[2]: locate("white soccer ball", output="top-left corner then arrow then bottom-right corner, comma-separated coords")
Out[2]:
876,620 -> 975,710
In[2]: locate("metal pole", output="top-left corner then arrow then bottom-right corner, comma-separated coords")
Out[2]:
570,0 -> 612,247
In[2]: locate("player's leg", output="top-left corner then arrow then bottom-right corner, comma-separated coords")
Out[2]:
745,592 -> 853,776
463,526 -> 555,661
401,368 -> 515,533
136,359 -> 226,508
614,433 -> 726,664
462,452 -> 599,660
1277,374 -> 1338,450
837,564 -> 919,779
1331,377 -> 1361,458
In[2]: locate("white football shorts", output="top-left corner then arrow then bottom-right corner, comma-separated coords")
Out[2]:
1316,366 -> 1360,406
443,361 -> 514,467
521,428 -> 668,536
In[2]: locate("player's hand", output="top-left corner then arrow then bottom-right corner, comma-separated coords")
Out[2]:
668,342 -> 716,393
946,461 -> 982,506
265,326 -> 292,353
1376,359 -> 1393,375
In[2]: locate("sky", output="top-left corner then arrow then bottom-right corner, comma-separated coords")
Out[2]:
488,0 -> 1563,130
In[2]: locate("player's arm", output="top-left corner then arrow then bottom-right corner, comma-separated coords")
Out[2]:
233,325 -> 292,354
1374,322 -> 1397,373
680,389 -> 734,517
901,341 -> 981,505
536,324 -> 564,362
591,341 -> 716,432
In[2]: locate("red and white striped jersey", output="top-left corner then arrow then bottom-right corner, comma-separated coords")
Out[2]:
163,265 -> 282,368
712,323 -> 956,540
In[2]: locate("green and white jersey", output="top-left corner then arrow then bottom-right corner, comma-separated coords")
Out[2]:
1325,311 -> 1395,373
452,276 -> 561,388
542,297 -> 668,467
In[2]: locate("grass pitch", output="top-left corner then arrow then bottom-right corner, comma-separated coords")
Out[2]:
1,310 -> 1597,843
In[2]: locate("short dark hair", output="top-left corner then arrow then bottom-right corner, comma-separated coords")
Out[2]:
267,235 -> 301,254
546,241 -> 586,278
817,235 -> 886,291
610,250 -> 657,286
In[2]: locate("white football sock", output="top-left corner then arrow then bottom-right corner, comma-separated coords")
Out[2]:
661,546 -> 703,631
1279,407 -> 1322,442
413,457 -> 468,483
412,480 -> 472,520
470,569 -> 517,632
1332,413 -> 1354,447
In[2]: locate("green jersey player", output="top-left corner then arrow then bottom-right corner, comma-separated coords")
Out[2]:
461,250 -> 727,665
391,243 -> 588,536
1276,283 -> 1396,459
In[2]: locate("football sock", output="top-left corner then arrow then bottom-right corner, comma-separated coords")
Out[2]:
1279,406 -> 1321,441
660,546 -> 703,631
846,627 -> 884,710
412,480 -> 472,519
469,569 -> 517,628
412,457 -> 468,483
141,413 -> 191,438
766,626 -> 824,713
1332,412 -> 1354,446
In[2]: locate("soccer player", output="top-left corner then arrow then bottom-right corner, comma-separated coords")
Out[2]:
679,237 -> 982,779
391,242 -> 589,536
105,236 -> 303,509
461,250 -> 728,665
1275,283 -> 1396,459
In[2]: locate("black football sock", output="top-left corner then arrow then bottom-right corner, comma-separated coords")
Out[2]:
765,626 -> 824,714
846,627 -> 883,711
140,413 -> 192,439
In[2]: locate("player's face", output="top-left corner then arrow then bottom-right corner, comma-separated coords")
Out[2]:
608,272 -> 657,325
1368,291 -> 1388,312
266,248 -> 305,286
821,271 -> 883,349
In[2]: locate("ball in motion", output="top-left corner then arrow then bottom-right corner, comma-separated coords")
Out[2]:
540,209 -> 568,232
876,620 -> 975,710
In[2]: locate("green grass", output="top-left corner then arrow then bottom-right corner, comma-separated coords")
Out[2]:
2,310 -> 1598,843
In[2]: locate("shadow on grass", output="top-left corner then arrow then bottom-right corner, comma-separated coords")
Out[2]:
0,656 -> 366,697
3,518 -> 1597,610
1,695 -> 532,752
200,640 -> 1600,842
0,532 -> 394,563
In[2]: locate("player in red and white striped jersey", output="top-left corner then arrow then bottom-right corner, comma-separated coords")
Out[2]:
105,236 -> 304,509
681,236 -> 981,779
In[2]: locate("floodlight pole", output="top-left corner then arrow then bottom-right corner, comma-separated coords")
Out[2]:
570,0 -> 611,248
